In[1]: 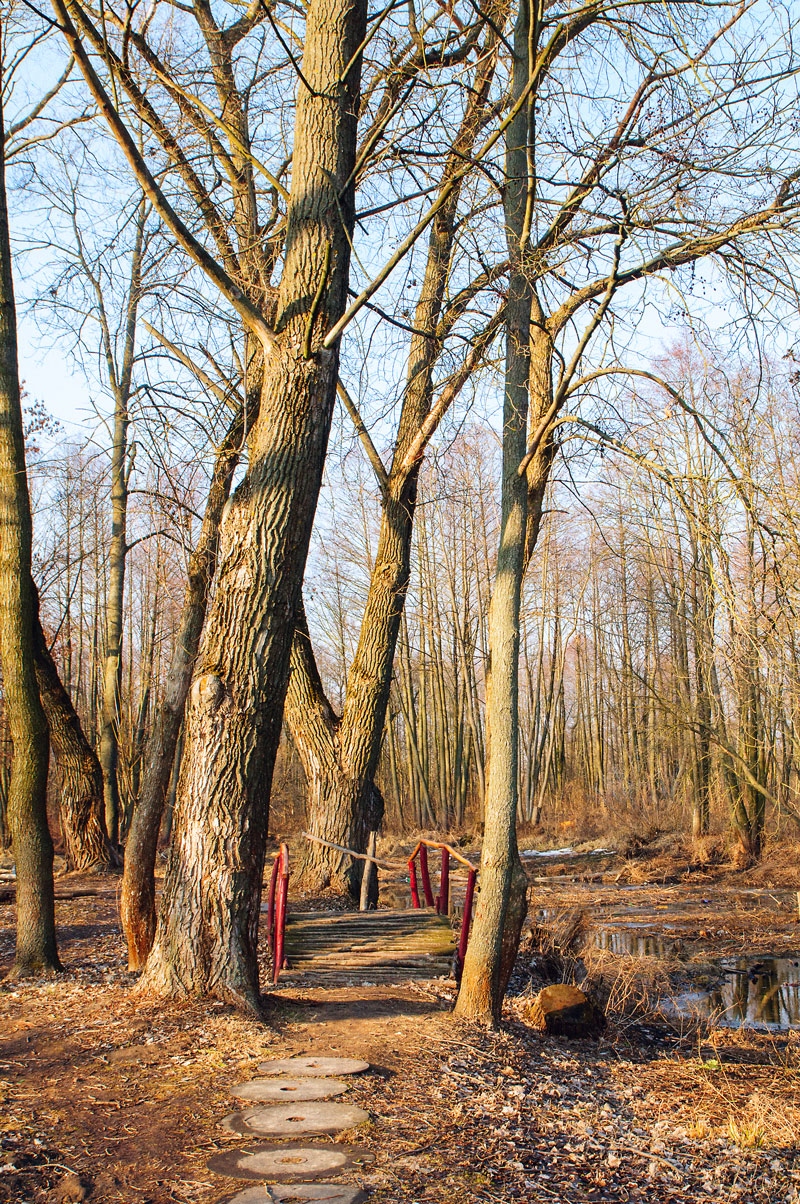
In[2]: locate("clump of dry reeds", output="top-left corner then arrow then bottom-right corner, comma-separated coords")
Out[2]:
515,906 -> 686,1028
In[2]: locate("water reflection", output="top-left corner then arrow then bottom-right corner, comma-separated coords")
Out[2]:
698,957 -> 800,1029
593,929 -> 669,958
593,927 -> 800,1028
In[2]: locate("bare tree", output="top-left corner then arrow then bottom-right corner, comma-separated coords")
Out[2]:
0,22 -> 59,975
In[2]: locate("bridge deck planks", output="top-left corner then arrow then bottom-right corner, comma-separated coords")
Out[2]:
280,908 -> 455,986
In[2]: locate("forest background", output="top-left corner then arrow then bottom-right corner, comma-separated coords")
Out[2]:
1,0 -> 800,1018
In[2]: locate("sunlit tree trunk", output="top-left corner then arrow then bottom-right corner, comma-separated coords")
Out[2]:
121,407 -> 248,969
288,20 -> 506,895
140,0 -> 367,1009
31,595 -> 115,873
0,77 -> 59,976
455,0 -> 534,1023
98,205 -> 145,845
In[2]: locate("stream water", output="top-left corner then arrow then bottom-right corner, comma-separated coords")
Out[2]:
593,926 -> 800,1029
664,956 -> 800,1030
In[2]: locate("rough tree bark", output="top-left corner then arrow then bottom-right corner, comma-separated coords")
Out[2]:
288,15 -> 507,896
0,70 -> 60,976
139,0 -> 367,1009
454,0 -> 534,1024
121,404 -> 249,969
31,593 -> 116,873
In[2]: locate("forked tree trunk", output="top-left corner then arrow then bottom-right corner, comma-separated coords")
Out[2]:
121,406 -> 247,970
31,598 -> 116,873
288,15 -> 507,895
0,80 -> 60,976
140,0 -> 366,1010
288,606 -> 384,897
455,0 -> 533,1024
287,482 -> 415,896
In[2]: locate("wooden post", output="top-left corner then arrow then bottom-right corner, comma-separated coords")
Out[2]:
272,843 -> 289,984
408,857 -> 420,908
266,853 -> 280,952
359,830 -> 377,911
439,846 -> 450,916
456,868 -> 477,972
419,843 -> 435,907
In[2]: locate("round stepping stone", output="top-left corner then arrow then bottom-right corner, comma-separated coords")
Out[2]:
208,1145 -> 351,1180
271,1188 -> 366,1203
257,1057 -> 369,1077
224,1188 -> 365,1204
222,1101 -> 369,1138
231,1078 -> 348,1103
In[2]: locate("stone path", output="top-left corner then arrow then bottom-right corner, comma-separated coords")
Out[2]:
211,1055 -> 371,1204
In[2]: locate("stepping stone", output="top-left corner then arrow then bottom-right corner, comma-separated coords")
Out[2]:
224,1187 -> 365,1204
257,1057 -> 369,1077
231,1078 -> 348,1102
270,1188 -> 366,1203
208,1145 -> 358,1180
222,1101 -> 370,1138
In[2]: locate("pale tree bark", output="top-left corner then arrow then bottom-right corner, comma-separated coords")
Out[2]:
454,0 -> 534,1024
98,201 -> 146,845
0,69 -> 60,976
31,592 -> 116,873
121,402 -> 249,969
139,0 -> 367,1009
288,13 -> 507,895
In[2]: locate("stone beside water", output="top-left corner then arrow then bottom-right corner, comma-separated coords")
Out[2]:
257,1056 -> 369,1077
221,1100 -> 370,1137
230,1078 -> 348,1102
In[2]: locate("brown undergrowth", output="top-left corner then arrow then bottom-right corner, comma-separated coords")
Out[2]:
1,881 -> 799,1203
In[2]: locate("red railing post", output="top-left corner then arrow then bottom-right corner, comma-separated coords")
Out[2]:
419,844 -> 435,908
266,853 -> 280,952
439,847 -> 450,916
408,857 -> 421,908
272,843 -> 290,985
456,868 -> 477,974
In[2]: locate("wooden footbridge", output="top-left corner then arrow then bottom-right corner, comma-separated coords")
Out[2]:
265,838 -> 477,988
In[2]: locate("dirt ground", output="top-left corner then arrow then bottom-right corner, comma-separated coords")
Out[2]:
1,859 -> 799,1204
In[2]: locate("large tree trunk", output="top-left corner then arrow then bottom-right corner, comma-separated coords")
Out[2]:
0,77 -> 60,977
121,406 -> 247,970
454,0 -> 533,1024
31,597 -> 116,873
139,0 -> 366,1010
289,17 -> 507,895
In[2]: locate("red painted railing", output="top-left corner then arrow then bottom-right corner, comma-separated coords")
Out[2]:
407,840 -> 477,977
267,843 -> 290,985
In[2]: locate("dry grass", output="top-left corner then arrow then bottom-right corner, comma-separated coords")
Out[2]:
581,946 -> 680,1025
515,905 -> 685,1027
631,1043 -> 800,1150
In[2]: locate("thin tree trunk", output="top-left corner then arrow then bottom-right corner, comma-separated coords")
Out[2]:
455,0 -> 534,1022
0,76 -> 60,976
98,205 -> 145,845
140,0 -> 367,1009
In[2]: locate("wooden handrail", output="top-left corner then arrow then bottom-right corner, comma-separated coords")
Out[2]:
407,839 -> 478,873
301,831 -> 396,870
301,831 -> 478,874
